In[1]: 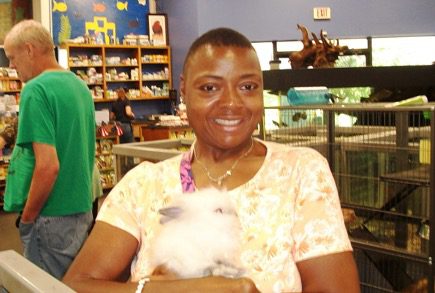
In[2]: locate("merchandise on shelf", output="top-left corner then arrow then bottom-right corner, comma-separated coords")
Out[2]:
75,68 -> 104,85
106,56 -> 138,66
142,67 -> 169,80
95,136 -> 118,189
0,68 -> 21,96
123,34 -> 150,46
0,80 -> 20,92
141,54 -> 168,63
106,69 -> 130,81
62,44 -> 172,100
0,68 -> 18,78
92,86 -> 104,100
69,54 -> 103,66
142,83 -> 169,98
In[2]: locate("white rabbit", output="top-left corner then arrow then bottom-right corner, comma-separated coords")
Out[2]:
149,188 -> 245,278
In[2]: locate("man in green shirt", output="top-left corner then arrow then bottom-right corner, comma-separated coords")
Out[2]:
3,19 -> 95,279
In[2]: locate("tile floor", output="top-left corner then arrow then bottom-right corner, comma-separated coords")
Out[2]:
0,211 -> 23,253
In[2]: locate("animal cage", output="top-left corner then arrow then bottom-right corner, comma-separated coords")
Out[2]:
262,104 -> 435,293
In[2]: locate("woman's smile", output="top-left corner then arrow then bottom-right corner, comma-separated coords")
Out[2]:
214,118 -> 242,126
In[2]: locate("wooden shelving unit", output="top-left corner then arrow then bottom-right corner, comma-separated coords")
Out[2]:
62,44 -> 172,102
0,77 -> 21,93
95,135 -> 119,190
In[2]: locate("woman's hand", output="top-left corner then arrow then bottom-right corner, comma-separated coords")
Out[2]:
150,264 -> 260,292
155,276 -> 261,293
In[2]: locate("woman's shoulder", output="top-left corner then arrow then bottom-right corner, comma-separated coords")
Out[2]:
261,139 -> 325,161
107,154 -> 184,202
124,154 -> 183,179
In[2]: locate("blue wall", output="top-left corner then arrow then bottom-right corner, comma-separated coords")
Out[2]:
162,0 -> 435,94
52,0 -> 149,45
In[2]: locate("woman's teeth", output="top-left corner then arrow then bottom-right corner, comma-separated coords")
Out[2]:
214,119 -> 240,126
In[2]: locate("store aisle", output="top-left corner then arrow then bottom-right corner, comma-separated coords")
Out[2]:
0,211 -> 22,253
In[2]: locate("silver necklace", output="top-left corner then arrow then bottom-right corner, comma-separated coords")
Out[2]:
193,139 -> 255,186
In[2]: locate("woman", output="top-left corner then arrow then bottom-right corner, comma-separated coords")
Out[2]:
110,87 -> 135,143
64,28 -> 360,292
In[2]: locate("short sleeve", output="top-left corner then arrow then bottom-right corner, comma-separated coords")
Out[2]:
17,85 -> 55,146
292,148 -> 352,262
96,156 -> 184,241
96,165 -> 145,240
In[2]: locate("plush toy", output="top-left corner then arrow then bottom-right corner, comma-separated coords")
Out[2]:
150,188 -> 245,278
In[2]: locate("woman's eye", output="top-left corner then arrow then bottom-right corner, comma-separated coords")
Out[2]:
240,83 -> 258,91
201,84 -> 217,92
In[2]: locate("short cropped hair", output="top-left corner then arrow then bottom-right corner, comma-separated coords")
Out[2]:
182,27 -> 255,74
6,19 -> 54,54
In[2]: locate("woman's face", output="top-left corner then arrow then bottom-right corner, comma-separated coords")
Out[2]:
117,88 -> 127,99
181,45 -> 263,149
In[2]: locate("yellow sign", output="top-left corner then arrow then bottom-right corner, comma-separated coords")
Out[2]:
85,17 -> 116,44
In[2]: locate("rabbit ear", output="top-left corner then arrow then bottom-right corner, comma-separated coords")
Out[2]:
159,207 -> 183,224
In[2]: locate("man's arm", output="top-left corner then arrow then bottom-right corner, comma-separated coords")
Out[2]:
20,142 -> 59,223
125,105 -> 135,119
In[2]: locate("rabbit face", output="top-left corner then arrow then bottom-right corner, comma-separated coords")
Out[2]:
149,188 -> 245,278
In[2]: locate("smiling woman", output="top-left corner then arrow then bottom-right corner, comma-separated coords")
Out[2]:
63,27 -> 360,293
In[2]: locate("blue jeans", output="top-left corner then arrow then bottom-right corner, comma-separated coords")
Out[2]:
119,122 -> 133,143
18,211 -> 93,279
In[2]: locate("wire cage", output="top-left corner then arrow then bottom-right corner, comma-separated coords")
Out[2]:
262,104 -> 435,293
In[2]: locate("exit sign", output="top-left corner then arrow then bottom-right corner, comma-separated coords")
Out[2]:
313,7 -> 331,20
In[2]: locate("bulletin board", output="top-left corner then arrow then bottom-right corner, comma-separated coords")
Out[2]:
51,0 -> 149,45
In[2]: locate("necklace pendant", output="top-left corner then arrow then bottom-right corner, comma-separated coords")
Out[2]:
193,138 -> 254,188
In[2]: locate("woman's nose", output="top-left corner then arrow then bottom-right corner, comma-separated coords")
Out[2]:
221,87 -> 242,107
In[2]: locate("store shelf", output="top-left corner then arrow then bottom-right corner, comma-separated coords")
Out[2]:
61,44 -> 172,102
263,65 -> 435,91
95,135 -> 119,190
0,77 -> 21,93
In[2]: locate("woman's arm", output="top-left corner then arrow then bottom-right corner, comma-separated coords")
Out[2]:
125,105 -> 135,119
63,221 -> 260,293
63,221 -> 138,292
292,149 -> 360,292
297,251 -> 360,293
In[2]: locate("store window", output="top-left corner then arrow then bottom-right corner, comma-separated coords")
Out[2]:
254,35 -> 435,106
252,42 -> 273,71
372,36 -> 435,66
253,35 -> 435,71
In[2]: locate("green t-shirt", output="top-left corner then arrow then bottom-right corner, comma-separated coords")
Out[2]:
4,71 -> 96,216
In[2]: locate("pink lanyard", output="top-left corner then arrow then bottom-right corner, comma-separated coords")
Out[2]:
180,150 -> 196,193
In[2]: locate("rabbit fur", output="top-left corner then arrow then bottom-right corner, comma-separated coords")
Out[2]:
149,188 -> 245,278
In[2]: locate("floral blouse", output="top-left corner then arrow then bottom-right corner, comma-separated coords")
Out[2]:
96,139 -> 352,293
